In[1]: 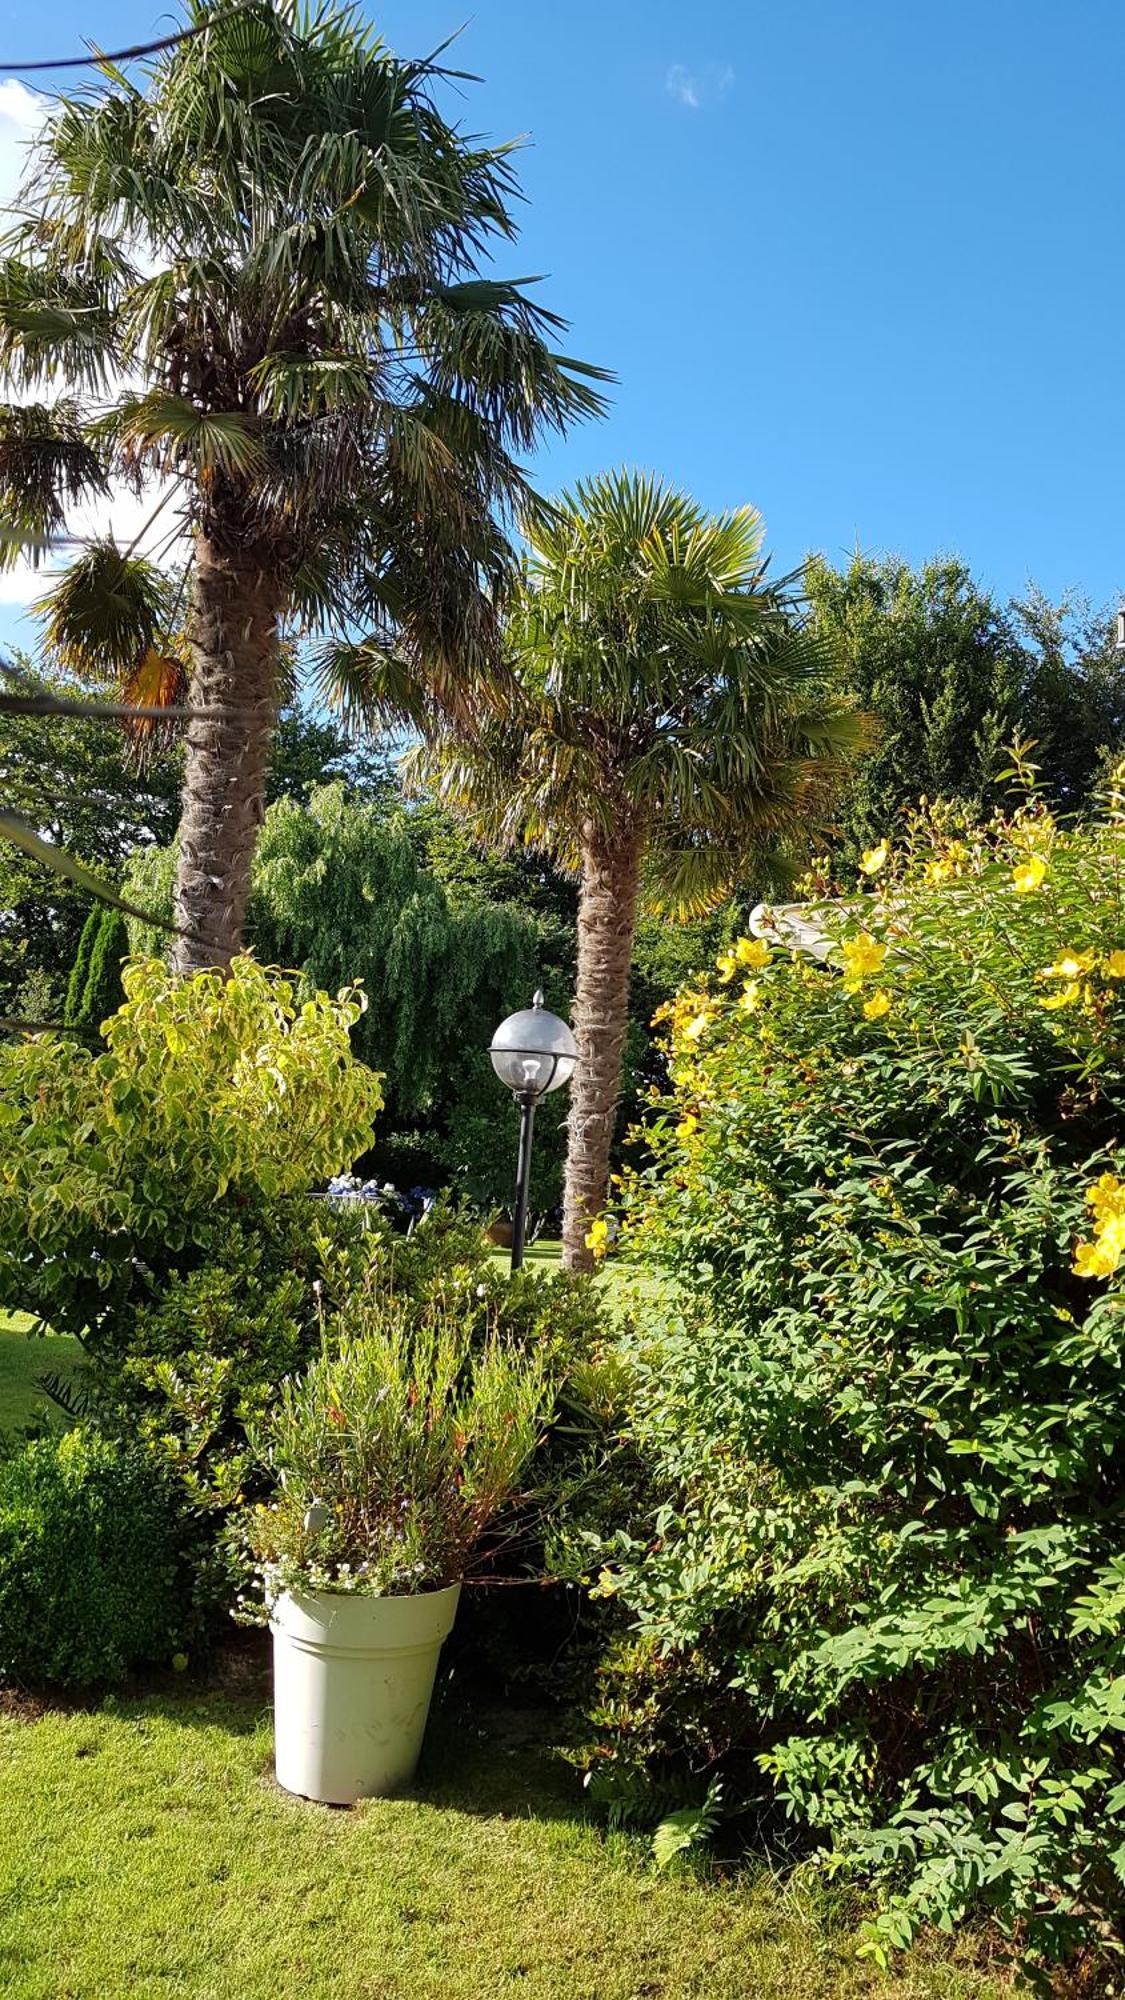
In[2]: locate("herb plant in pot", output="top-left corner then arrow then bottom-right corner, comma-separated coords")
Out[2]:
244,1300 -> 549,1805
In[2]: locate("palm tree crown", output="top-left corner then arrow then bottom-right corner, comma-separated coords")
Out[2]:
387,469 -> 868,1264
0,0 -> 606,965
422,469 -> 860,909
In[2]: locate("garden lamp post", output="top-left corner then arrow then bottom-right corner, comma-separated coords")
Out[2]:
490,991 -> 577,1271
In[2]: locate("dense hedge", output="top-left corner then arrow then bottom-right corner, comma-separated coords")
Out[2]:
588,771 -> 1125,1981
0,1429 -> 184,1687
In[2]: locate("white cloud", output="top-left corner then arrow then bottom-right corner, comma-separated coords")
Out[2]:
0,78 -> 47,237
665,61 -> 735,111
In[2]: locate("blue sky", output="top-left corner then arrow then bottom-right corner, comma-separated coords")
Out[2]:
0,0 -> 1122,648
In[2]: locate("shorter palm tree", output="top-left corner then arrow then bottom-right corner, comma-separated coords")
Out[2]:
340,470 -> 867,1266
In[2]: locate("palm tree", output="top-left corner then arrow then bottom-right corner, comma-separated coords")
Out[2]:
345,470 -> 869,1267
0,1 -> 606,971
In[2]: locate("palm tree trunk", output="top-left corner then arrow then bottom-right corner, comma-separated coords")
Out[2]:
562,824 -> 643,1271
171,537 -> 282,973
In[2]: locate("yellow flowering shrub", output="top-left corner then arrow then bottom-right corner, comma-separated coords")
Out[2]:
583,766 -> 1125,1981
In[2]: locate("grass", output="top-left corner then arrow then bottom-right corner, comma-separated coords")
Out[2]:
0,1670 -> 1008,2000
487,1238 -> 667,1315
0,1310 -> 84,1441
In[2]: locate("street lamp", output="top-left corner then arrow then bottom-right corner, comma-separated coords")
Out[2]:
490,990 -> 577,1271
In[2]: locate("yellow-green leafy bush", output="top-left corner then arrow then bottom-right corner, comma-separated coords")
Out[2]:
589,770 -> 1125,1981
0,955 -> 382,1334
0,957 -> 383,1520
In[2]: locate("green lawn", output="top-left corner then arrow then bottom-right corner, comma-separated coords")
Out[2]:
0,1311 -> 84,1441
0,1677 -> 1006,2000
488,1238 -> 667,1315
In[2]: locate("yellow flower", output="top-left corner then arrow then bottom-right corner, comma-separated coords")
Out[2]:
1074,1238 -> 1119,1280
859,840 -> 889,876
682,1009 -> 711,1042
739,980 -> 761,1013
717,936 -> 769,979
676,1113 -> 699,1141
1043,951 -> 1095,981
1040,982 -> 1081,1011
1012,853 -> 1048,894
863,989 -> 892,1020
842,931 -> 888,990
925,858 -> 950,886
590,1567 -> 620,1599
1104,951 -> 1125,979
584,1217 -> 610,1258
1087,1173 -> 1125,1225
1073,1173 -> 1125,1279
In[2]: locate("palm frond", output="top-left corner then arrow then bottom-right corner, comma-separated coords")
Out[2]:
368,468 -> 867,894
0,401 -> 107,567
112,391 -> 265,476
0,255 -> 118,392
7,0 -> 608,707
120,643 -> 189,747
33,539 -> 168,678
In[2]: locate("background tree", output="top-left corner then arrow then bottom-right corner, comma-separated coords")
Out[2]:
0,663 -> 181,1020
125,782 -> 570,1211
807,552 -> 1125,854
0,0 -> 605,971
361,470 -> 867,1266
0,665 -> 379,1025
63,906 -> 127,1033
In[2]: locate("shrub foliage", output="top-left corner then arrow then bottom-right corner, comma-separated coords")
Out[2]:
0,1428 -> 184,1687
592,763 -> 1125,1978
243,1292 -> 550,1600
0,955 -> 383,1347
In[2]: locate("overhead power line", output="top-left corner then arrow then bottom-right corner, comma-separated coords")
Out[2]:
0,3 -> 260,75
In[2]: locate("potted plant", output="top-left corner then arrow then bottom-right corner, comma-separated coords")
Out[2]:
242,1299 -> 549,1804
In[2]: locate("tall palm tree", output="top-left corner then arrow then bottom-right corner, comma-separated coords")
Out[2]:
341,469 -> 869,1267
0,1 -> 606,970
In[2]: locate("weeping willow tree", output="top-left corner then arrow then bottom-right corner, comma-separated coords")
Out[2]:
0,0 -> 605,971
251,784 -> 542,1114
127,783 -> 565,1206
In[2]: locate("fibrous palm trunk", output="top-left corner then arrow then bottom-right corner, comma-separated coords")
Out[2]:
562,824 -> 643,1270
171,536 -> 282,973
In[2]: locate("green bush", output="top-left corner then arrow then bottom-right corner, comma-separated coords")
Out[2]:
0,1428 -> 184,1687
588,768 -> 1125,1981
0,953 -> 382,1361
242,1292 -> 551,1601
103,1198 -> 610,1520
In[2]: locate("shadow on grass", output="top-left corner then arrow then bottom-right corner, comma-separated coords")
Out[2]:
3,1634 -> 591,1829
414,1682 -> 587,1825
0,1629 -> 272,1736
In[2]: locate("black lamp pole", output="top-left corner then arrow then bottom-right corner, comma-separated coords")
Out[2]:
491,991 -> 576,1272
510,1089 -> 537,1272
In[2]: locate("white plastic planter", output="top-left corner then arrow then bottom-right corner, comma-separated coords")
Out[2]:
269,1581 -> 461,1804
